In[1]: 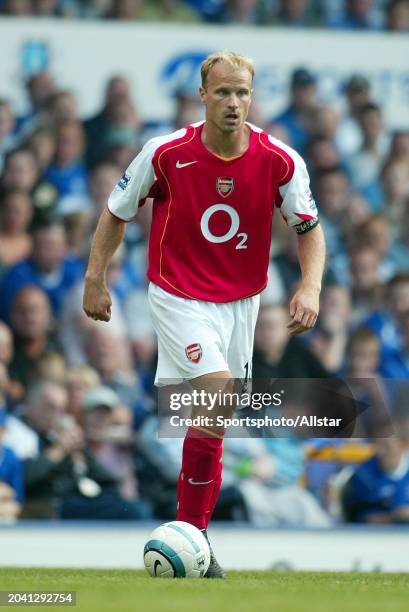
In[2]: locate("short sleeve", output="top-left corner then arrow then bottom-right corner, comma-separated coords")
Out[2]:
275,145 -> 319,234
107,139 -> 158,221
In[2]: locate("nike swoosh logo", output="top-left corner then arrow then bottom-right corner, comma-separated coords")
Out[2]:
154,559 -> 162,576
188,478 -> 214,486
176,160 -> 198,168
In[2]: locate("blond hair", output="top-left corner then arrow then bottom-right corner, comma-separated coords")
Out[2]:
200,51 -> 254,88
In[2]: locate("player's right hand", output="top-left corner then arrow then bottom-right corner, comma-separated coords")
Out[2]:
83,277 -> 112,322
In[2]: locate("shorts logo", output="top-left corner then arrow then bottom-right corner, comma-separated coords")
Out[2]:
118,173 -> 131,191
216,177 -> 234,198
185,343 -> 202,363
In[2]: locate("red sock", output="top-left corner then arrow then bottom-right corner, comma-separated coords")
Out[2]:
176,427 -> 223,530
205,455 -> 222,528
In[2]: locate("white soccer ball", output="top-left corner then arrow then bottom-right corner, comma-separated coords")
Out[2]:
143,521 -> 210,578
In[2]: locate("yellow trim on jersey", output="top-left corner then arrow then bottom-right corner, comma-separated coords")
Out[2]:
258,132 -> 291,184
157,127 -> 198,299
209,151 -> 245,162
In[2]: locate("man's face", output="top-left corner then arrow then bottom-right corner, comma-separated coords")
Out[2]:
4,151 -> 38,192
254,307 -> 289,354
199,63 -> 253,135
12,289 -> 50,340
348,340 -> 379,375
32,226 -> 66,273
390,282 -> 409,316
350,248 -> 379,289
56,124 -> 83,165
26,384 -> 68,435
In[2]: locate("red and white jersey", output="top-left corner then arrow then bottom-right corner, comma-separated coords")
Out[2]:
108,121 -> 319,303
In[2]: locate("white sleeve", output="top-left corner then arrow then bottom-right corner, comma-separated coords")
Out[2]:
276,146 -> 319,234
107,139 -> 157,221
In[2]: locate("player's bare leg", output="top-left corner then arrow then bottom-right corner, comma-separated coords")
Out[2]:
176,370 -> 236,578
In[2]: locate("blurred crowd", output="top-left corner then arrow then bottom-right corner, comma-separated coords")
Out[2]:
1,25 -> 409,527
0,0 -> 408,32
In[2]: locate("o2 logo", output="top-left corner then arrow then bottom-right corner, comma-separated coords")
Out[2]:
200,204 -> 247,250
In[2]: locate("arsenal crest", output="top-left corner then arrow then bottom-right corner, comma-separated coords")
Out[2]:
216,177 -> 234,198
185,343 -> 202,363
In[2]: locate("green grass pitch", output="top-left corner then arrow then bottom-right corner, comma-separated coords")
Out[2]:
1,568 -> 408,612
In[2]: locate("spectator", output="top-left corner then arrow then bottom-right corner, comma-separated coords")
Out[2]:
1,147 -> 58,219
2,0 -> 33,15
358,214 -> 409,281
272,67 -> 317,152
270,228 -> 307,296
389,130 -> 409,163
0,190 -> 33,272
43,119 -> 88,197
221,435 -> 332,527
33,0 -> 58,15
348,244 -> 383,322
385,0 -> 409,31
106,0 -> 143,19
340,193 -> 372,237
345,328 -> 381,378
81,385 -> 139,501
84,75 -> 135,166
102,125 -> 139,171
185,0 -> 224,21
305,136 -> 341,175
0,221 -> 83,322
343,427 -> 409,523
8,286 -> 58,390
380,311 -> 409,378
212,0 -> 270,24
336,74 -> 372,157
346,103 -> 388,196
1,147 -> 39,194
174,92 -> 203,131
272,0 -> 319,26
365,273 -> 409,354
83,327 -> 149,425
15,71 -> 56,139
327,0 -> 381,30
59,206 -> 93,258
45,90 -> 79,125
380,157 -> 409,239
253,303 -> 329,379
65,365 -> 100,424
0,99 -> 17,172
89,161 -> 122,222
25,128 -> 57,173
313,166 -> 349,260
21,380 -> 148,519
392,384 -> 409,449
307,104 -> 340,141
344,328 -> 389,433
309,284 -> 352,373
0,322 -> 24,404
0,322 -> 13,368
0,408 -> 24,521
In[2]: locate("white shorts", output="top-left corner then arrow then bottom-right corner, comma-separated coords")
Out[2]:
148,282 -> 260,385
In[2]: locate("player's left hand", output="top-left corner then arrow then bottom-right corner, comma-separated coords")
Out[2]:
287,284 -> 320,336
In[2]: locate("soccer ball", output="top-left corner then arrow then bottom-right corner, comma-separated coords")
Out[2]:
143,521 -> 211,578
